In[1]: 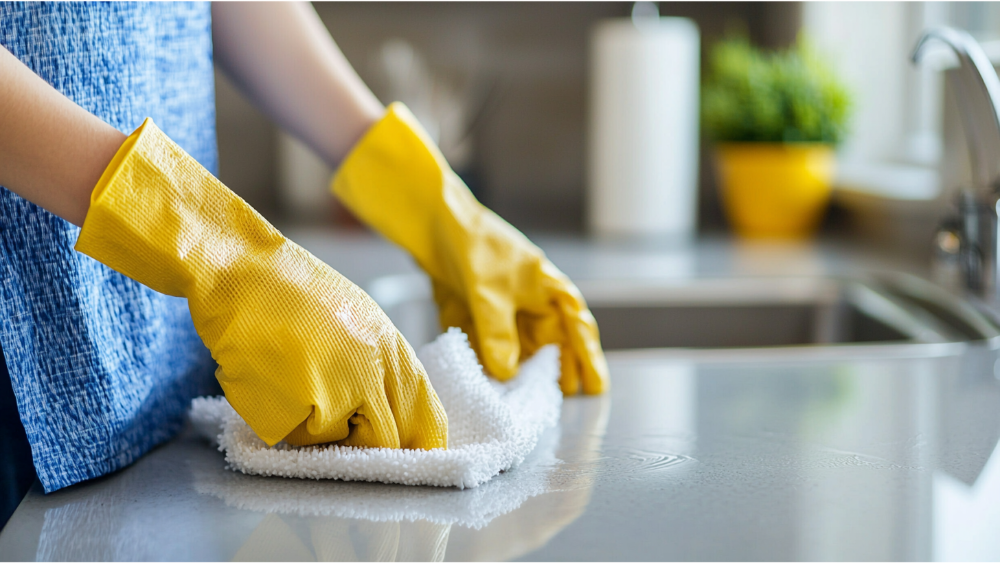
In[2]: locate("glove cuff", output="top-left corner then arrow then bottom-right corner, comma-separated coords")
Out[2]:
76,117 -> 285,313
332,103 -> 489,280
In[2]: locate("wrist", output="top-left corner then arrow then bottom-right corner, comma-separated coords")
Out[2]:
77,118 -> 285,299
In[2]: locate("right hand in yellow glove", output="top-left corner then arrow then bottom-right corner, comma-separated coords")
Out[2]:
74,118 -> 448,450
332,103 -> 609,395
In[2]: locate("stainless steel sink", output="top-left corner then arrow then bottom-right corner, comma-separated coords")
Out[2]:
581,277 -> 939,349
367,273 -> 1000,359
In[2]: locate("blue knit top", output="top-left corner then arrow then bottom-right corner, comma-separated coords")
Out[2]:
0,2 -> 221,492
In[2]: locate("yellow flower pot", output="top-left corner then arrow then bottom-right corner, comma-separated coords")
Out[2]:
716,143 -> 836,239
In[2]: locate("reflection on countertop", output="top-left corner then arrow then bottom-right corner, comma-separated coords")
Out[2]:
1,232 -> 998,561
3,350 -> 999,560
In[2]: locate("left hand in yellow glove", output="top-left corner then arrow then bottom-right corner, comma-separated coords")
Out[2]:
75,118 -> 448,450
332,103 -> 608,395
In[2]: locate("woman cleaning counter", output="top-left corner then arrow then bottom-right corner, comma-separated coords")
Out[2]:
0,1 -> 607,513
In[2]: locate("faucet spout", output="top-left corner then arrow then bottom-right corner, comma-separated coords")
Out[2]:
914,28 -> 1000,304
913,27 -> 1000,193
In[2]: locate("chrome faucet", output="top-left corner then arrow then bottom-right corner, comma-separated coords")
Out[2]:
913,28 -> 1000,304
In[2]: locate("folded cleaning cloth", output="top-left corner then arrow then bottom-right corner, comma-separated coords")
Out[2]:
189,329 -> 562,489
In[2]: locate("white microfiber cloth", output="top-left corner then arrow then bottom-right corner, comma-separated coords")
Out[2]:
190,328 -> 562,489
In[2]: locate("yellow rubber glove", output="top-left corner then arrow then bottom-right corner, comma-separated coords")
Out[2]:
75,118 -> 448,450
332,103 -> 609,395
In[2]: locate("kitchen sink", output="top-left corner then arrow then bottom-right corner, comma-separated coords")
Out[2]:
367,272 -> 1000,358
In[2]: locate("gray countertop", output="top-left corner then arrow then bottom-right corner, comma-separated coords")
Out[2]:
283,228 -> 932,289
2,231 -> 999,561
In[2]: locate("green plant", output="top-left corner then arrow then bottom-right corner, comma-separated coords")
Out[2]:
701,35 -> 852,144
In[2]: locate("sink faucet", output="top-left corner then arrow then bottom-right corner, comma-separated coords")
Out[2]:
913,28 -> 1000,302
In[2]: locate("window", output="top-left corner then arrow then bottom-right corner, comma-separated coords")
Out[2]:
803,3 -> 1000,203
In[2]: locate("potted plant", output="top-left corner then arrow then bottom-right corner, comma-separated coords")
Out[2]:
702,36 -> 852,238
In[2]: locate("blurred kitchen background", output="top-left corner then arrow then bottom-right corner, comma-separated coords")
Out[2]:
214,2 -> 1000,261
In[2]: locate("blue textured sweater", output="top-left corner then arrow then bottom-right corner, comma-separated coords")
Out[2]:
0,2 -> 221,492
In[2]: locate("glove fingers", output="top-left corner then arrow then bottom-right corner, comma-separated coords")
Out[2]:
543,263 -> 608,394
559,342 -> 581,395
560,298 -> 610,395
337,413 -> 383,448
432,281 -> 476,341
516,310 -> 561,361
467,288 -> 520,381
434,280 -> 520,381
344,385 -> 400,449
433,281 -> 489,370
284,412 -> 351,446
381,331 -> 449,450
518,305 -> 587,394
284,365 -> 400,449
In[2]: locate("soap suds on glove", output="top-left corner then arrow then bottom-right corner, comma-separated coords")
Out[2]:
189,328 -> 562,489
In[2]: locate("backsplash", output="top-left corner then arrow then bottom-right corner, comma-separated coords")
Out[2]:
215,2 -> 802,232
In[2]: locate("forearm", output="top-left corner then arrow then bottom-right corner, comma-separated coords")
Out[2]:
0,46 -> 125,227
212,2 -> 384,168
